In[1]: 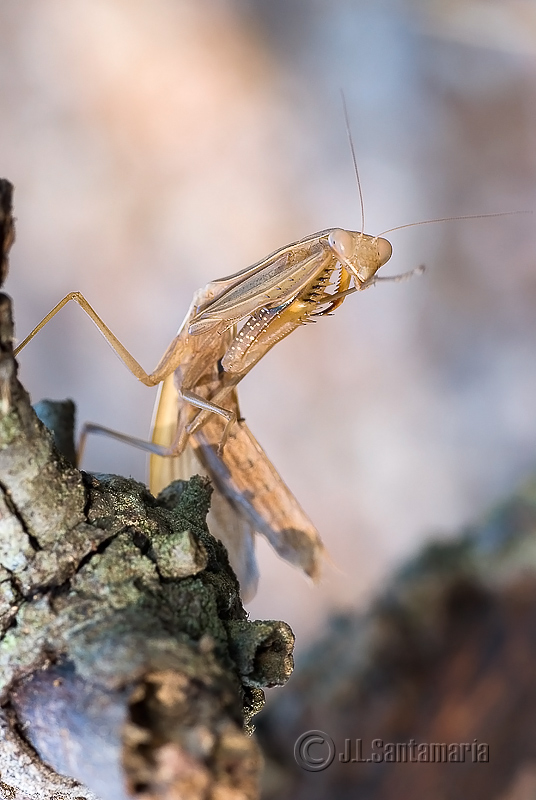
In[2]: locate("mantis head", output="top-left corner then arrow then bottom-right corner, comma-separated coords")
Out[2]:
327,228 -> 392,287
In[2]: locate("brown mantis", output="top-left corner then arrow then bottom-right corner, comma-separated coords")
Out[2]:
15,121 -> 520,598
14,221 -> 403,599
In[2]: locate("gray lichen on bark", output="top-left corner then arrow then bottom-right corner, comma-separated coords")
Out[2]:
0,179 -> 294,800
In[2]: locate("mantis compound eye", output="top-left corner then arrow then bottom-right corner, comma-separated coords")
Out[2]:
376,236 -> 393,266
328,228 -> 354,261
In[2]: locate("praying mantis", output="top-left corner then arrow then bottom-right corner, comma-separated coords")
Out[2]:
15,117 -> 518,598
15,221 -> 403,599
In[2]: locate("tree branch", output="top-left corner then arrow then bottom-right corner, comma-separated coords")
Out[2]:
0,180 -> 294,800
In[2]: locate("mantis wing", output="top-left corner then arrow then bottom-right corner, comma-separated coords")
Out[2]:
150,374 -> 324,599
193,416 -> 324,581
188,237 -> 334,334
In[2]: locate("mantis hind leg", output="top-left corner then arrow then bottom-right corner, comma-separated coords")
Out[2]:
77,386 -> 236,467
17,293 -> 237,465
77,421 -> 179,465
14,291 -> 185,386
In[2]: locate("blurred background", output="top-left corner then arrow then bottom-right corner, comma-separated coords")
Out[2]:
1,0 -> 535,649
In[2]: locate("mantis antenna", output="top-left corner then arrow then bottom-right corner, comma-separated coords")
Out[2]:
377,210 -> 530,238
341,91 -> 365,235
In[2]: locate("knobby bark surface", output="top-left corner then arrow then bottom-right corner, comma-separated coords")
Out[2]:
0,180 -> 294,800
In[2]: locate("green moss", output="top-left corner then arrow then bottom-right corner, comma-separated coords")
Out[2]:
0,412 -> 20,449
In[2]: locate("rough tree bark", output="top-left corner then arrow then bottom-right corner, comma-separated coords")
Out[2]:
0,179 -> 294,800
